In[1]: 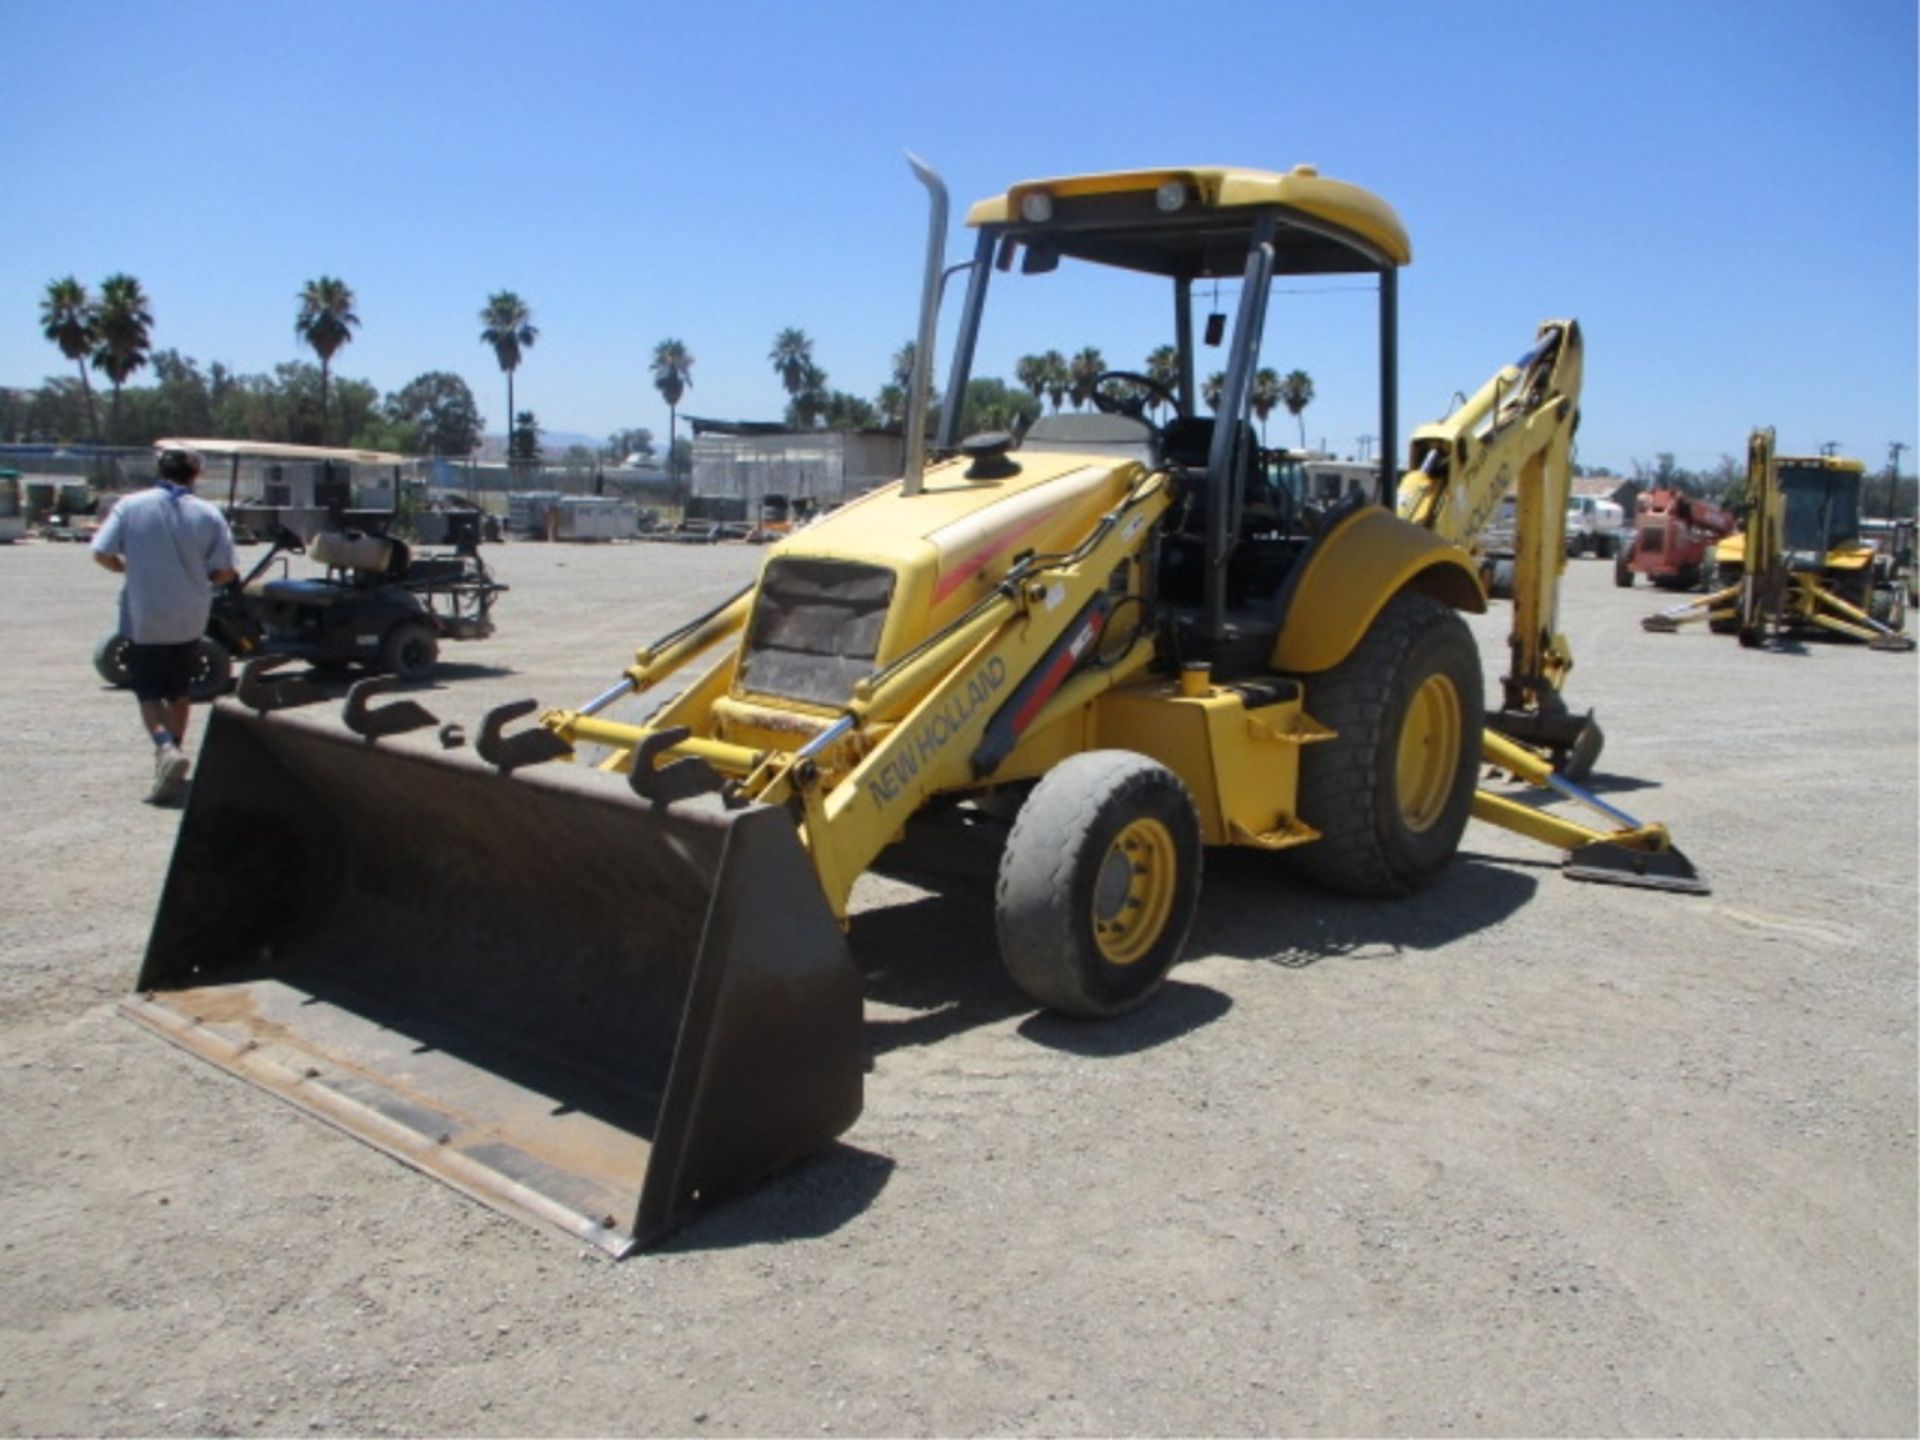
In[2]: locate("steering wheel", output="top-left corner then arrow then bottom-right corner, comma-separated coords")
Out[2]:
1089,370 -> 1182,421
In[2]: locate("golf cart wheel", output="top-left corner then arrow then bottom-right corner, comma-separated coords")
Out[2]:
995,751 -> 1202,1019
379,621 -> 439,682
93,630 -> 133,688
1291,591 -> 1484,898
189,637 -> 232,701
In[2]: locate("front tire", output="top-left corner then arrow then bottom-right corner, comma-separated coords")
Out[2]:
379,620 -> 439,682
995,751 -> 1202,1018
1291,592 -> 1484,897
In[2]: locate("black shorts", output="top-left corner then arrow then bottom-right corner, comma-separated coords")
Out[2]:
126,640 -> 200,703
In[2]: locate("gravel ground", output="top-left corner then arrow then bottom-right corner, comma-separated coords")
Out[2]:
0,534 -> 1913,1438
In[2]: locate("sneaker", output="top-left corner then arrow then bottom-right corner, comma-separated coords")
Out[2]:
149,743 -> 191,805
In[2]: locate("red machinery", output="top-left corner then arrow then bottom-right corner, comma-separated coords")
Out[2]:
1616,488 -> 1735,589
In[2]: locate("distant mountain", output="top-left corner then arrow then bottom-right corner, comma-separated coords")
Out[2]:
475,430 -> 606,462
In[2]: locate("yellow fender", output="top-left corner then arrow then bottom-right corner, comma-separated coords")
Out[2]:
1270,504 -> 1486,674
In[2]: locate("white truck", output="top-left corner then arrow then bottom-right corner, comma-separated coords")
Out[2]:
1566,494 -> 1625,558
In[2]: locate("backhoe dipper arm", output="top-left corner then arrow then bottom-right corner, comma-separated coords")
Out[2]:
1398,319 -> 1584,719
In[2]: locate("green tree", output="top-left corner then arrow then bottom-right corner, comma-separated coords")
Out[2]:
1067,347 -> 1106,410
1144,344 -> 1180,419
651,338 -> 695,498
958,377 -> 1038,436
875,383 -> 907,429
150,349 -> 214,437
1039,350 -> 1069,412
479,291 -> 537,469
770,327 -> 815,402
1015,353 -> 1050,405
294,275 -> 360,443
820,390 -> 877,430
1202,371 -> 1226,412
39,277 -> 100,442
509,410 -> 542,467
382,371 -> 482,456
607,427 -> 655,462
1251,367 -> 1281,443
890,341 -> 918,391
784,360 -> 830,429
1278,368 -> 1314,448
92,273 -> 154,444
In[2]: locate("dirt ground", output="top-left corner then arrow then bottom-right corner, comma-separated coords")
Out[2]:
0,533 -> 1913,1438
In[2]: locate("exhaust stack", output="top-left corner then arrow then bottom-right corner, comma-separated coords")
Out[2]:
901,153 -> 948,497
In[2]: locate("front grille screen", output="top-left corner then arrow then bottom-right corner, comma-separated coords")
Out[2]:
738,557 -> 895,708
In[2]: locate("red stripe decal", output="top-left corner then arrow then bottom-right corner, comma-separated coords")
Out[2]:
932,508 -> 1058,605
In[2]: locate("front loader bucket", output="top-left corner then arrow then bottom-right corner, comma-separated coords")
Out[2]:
124,701 -> 864,1255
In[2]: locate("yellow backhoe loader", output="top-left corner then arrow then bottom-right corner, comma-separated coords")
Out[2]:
1643,430 -> 1914,651
127,161 -> 1705,1255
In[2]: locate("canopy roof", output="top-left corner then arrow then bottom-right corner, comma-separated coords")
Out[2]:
155,438 -> 414,466
964,164 -> 1411,277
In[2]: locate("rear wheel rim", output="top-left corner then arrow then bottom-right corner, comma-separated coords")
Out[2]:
1396,673 -> 1462,833
1091,817 -> 1176,966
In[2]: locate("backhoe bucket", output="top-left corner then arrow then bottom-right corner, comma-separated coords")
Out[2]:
124,701 -> 865,1256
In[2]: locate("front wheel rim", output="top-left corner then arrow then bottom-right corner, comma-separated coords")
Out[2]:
1091,817 -> 1177,966
1396,673 -> 1462,833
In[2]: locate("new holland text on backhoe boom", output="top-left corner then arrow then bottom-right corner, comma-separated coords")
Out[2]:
128,160 -> 1705,1255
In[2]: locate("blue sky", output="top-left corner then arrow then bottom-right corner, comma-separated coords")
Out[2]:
2,0 -> 1914,476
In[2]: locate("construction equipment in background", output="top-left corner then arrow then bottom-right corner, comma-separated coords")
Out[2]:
127,161 -> 1707,1256
1615,488 -> 1735,590
1564,494 -> 1625,559
1644,430 -> 1913,650
1394,321 -> 1605,778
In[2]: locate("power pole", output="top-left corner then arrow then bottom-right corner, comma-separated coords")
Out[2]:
1819,440 -> 1842,457
1886,441 -> 1908,517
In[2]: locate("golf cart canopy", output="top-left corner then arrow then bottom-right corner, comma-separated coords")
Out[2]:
964,165 -> 1412,277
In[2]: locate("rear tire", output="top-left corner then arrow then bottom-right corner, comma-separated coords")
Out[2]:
189,636 -> 232,700
995,751 -> 1202,1018
93,630 -> 132,688
379,620 -> 439,682
1614,552 -> 1634,587
1291,592 -> 1484,897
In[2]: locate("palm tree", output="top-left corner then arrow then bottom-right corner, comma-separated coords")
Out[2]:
479,291 -> 538,467
1202,371 -> 1226,413
1040,350 -> 1070,412
786,360 -> 829,429
1015,353 -> 1049,404
1144,344 -> 1180,420
770,327 -> 814,403
1067,346 -> 1106,410
890,341 -> 918,391
1251,367 -> 1282,444
1279,369 -> 1315,449
39,277 -> 100,442
651,338 -> 695,496
92,274 -> 153,445
295,276 -> 360,444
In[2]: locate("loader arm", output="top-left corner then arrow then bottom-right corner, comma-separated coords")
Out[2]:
551,472 -> 1174,921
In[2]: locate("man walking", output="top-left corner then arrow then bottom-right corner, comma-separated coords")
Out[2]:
92,447 -> 237,804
